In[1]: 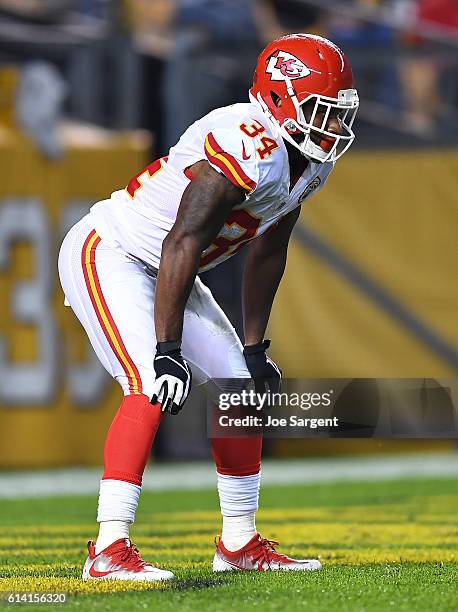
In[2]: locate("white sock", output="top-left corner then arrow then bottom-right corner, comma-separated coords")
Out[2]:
217,472 -> 260,551
222,513 -> 257,551
95,520 -> 130,554
95,479 -> 141,554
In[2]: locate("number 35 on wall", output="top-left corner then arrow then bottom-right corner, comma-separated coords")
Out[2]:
0,198 -> 108,406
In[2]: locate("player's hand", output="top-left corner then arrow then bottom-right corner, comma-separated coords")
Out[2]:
243,339 -> 282,395
151,343 -> 192,415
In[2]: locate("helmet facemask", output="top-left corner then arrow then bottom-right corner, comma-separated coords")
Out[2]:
253,81 -> 359,163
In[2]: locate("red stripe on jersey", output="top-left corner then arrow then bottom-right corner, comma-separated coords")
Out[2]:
205,132 -> 257,192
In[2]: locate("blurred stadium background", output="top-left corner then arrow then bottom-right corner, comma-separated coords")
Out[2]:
0,0 -> 457,476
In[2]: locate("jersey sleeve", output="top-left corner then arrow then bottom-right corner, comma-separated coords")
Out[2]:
203,128 -> 259,194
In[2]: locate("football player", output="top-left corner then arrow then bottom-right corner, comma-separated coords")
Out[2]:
59,34 -> 358,581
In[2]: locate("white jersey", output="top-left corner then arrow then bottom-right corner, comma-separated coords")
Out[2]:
89,101 -> 334,272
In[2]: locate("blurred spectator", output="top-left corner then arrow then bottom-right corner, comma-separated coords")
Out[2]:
0,0 -> 72,155
160,0 -> 324,152
400,0 -> 458,135
127,0 -> 175,57
161,0 -> 263,152
16,61 -> 66,158
327,0 -> 400,111
417,0 -> 458,34
0,0 -> 112,23
327,0 -> 395,46
128,0 -> 323,155
74,0 -> 110,20
269,0 -> 326,36
127,0 -> 175,153
0,0 -> 74,23
0,0 -> 139,133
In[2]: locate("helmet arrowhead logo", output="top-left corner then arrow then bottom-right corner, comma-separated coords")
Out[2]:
266,51 -> 311,81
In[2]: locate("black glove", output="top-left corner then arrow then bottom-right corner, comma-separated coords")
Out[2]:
243,339 -> 282,394
151,342 -> 192,415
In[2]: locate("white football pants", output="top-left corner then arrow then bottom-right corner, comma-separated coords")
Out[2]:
58,214 -> 250,399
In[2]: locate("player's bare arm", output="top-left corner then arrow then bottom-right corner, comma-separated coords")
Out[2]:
155,161 -> 245,343
241,207 -> 300,392
243,206 -> 301,346
151,161 -> 246,413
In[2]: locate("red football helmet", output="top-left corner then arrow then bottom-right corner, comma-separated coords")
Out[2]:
250,34 -> 359,163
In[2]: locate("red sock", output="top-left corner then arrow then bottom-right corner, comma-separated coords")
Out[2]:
102,394 -> 163,486
210,402 -> 262,476
211,436 -> 262,476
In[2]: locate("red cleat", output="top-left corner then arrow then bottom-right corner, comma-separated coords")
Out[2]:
82,538 -> 174,582
212,533 -> 321,572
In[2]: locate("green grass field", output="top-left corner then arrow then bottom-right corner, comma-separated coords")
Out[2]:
1,477 -> 457,611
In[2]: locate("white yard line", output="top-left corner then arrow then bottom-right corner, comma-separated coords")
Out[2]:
0,453 -> 457,499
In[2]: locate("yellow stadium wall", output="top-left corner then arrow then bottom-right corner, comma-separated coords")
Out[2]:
0,129 -> 150,467
269,150 -> 458,378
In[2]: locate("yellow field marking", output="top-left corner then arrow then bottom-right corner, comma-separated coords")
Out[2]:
3,511 -> 455,543
144,499 -> 458,525
0,577 -> 167,594
318,549 -> 458,564
0,537 -> 90,547
261,523 -> 458,546
2,520 -> 457,550
1,543 -> 456,563
4,495 -> 457,538
2,551 -> 456,565
1,547 -> 213,558
0,534 -> 215,547
5,525 -> 96,535
0,560 -> 208,573
144,511 -> 221,524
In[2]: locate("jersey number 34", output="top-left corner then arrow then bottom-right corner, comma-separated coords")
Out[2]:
240,120 -> 279,160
